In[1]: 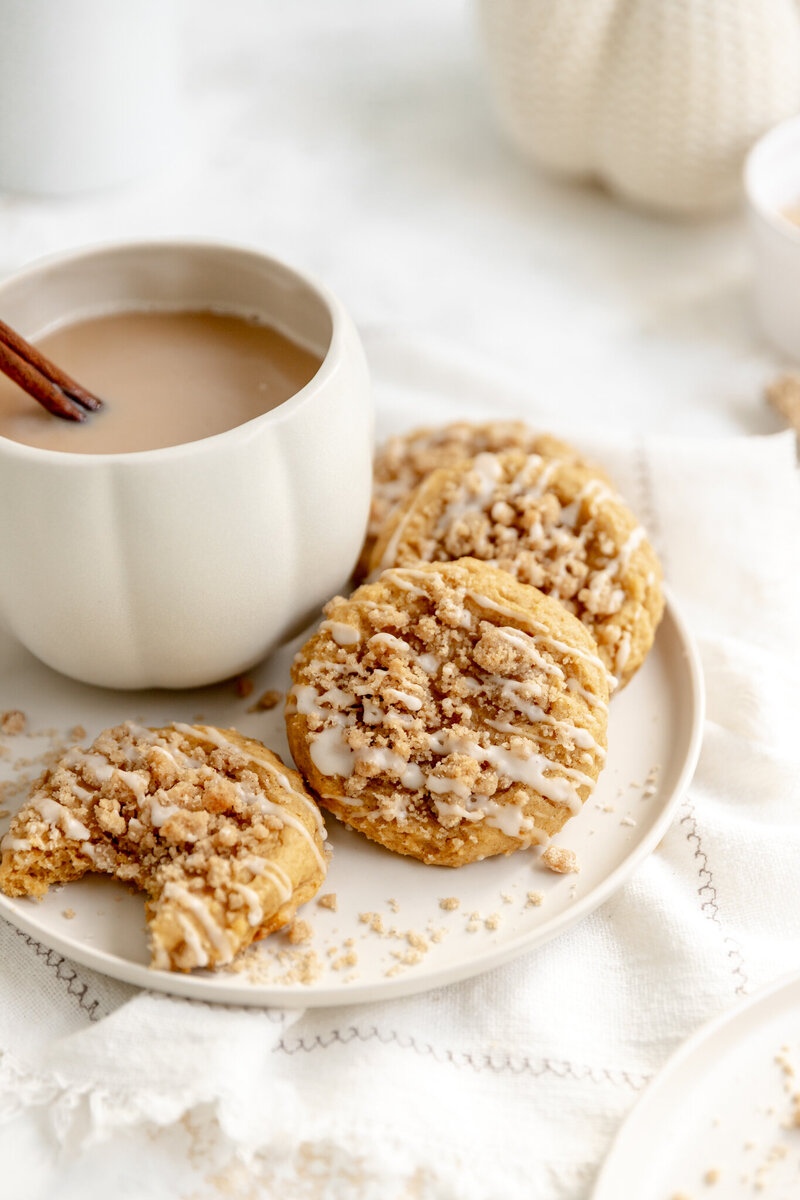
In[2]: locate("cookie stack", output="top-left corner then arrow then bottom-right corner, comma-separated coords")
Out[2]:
0,421 -> 665,973
287,421 -> 664,866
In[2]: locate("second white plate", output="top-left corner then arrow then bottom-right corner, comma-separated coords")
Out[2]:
0,591 -> 703,1007
594,971 -> 800,1199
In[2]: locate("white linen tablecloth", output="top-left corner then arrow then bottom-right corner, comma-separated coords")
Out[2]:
0,347 -> 798,1197
0,3 -> 799,1197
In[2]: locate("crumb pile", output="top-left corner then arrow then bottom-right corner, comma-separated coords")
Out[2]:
0,722 -> 326,971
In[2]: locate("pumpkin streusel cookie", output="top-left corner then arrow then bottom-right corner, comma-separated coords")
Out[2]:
0,723 -> 327,971
286,558 -> 608,867
369,451 -> 664,689
357,421 -> 603,580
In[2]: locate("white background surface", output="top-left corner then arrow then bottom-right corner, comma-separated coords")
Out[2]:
1,4 -> 799,1200
0,0 -> 789,442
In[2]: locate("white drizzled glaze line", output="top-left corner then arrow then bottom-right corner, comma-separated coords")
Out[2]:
174,913 -> 210,968
376,481 -> 430,571
427,729 -> 587,813
487,685 -> 605,756
238,785 -> 328,872
566,675 -> 608,712
321,620 -> 361,646
1,836 -> 31,852
30,793 -> 92,841
366,631 -> 412,656
232,882 -> 263,926
297,684 -> 587,817
161,881 -> 233,963
384,688 -> 423,712
148,795 -> 182,828
615,631 -> 632,677
240,856 -> 293,903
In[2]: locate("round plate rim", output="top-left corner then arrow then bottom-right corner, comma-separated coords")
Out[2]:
0,588 -> 705,1008
591,969 -> 800,1198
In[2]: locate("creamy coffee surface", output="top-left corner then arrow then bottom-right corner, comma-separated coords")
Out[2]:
0,310 -> 323,453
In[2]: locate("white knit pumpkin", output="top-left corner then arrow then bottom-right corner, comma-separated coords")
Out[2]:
478,0 -> 800,215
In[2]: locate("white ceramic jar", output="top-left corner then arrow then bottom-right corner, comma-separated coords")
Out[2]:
745,114 -> 800,361
0,241 -> 372,689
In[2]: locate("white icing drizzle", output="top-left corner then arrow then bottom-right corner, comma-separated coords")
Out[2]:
367,631 -> 411,656
232,882 -> 263,926
174,912 -> 209,968
238,784 -> 327,871
1,835 -> 31,852
240,856 -> 293,902
309,725 -> 359,784
148,795 -> 182,828
321,620 -> 361,646
299,684 -> 587,817
31,793 -> 92,841
161,881 -> 233,962
427,730 -> 586,814
615,631 -> 632,677
566,675 -> 608,712
113,769 -> 148,800
383,688 -> 423,712
418,653 -> 440,674
61,750 -> 116,783
427,774 -> 472,802
489,683 -> 605,756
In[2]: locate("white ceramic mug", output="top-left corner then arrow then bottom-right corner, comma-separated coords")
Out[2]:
0,241 -> 372,689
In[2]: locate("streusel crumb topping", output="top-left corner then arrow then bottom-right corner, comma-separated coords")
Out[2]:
0,723 -> 326,971
287,558 -> 608,865
371,451 -> 663,687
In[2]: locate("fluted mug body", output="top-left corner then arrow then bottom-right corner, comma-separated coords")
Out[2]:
0,242 -> 372,688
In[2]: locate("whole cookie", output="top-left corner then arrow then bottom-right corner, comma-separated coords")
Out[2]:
369,451 -> 663,689
0,722 -> 327,971
358,421 -> 602,580
286,558 -> 608,867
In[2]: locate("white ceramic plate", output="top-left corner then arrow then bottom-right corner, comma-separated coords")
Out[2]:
593,972 -> 800,1199
0,591 -> 703,1007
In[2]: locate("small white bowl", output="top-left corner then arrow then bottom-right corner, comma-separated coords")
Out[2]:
0,241 -> 372,689
745,114 -> 800,360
